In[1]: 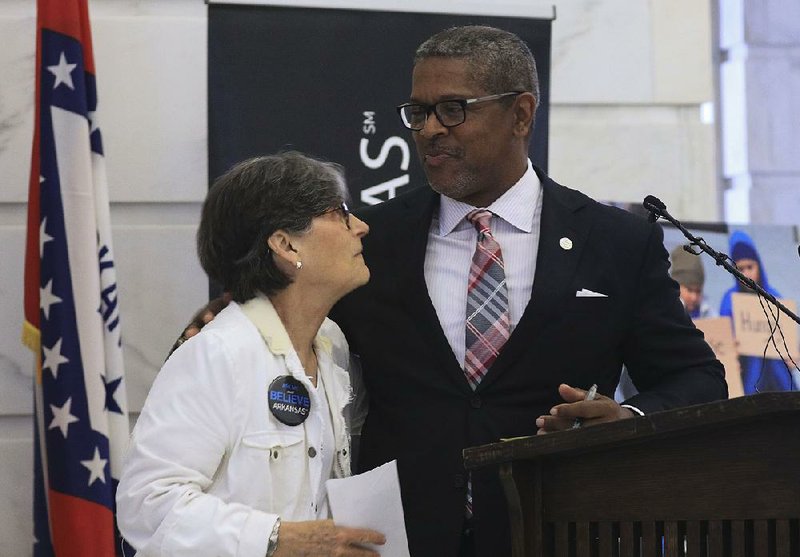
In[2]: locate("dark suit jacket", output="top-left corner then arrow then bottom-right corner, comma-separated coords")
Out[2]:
331,169 -> 726,557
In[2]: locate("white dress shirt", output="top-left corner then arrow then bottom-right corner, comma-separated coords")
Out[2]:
424,160 -> 542,367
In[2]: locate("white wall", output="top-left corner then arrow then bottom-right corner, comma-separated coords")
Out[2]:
0,0 -> 716,553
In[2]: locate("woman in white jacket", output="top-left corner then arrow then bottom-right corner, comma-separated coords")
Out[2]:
117,152 -> 384,557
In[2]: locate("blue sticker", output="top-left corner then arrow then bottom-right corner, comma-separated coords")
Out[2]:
268,375 -> 311,426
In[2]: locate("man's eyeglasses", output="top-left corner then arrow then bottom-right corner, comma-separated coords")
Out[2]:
319,202 -> 351,229
396,91 -> 523,131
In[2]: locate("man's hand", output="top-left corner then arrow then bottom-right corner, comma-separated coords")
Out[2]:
168,294 -> 232,356
274,519 -> 385,557
535,383 -> 635,434
185,293 -> 231,338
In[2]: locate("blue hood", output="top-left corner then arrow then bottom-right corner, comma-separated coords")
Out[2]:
728,230 -> 777,294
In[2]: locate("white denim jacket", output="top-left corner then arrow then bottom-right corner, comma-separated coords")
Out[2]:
117,294 -> 353,556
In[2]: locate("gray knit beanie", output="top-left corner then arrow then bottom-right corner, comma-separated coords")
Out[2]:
670,246 -> 704,287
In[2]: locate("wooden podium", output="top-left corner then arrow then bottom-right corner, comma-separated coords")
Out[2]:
463,393 -> 800,556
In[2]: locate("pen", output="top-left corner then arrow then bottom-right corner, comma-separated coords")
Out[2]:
571,383 -> 598,430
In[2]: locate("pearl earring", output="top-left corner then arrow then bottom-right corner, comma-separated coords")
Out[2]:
296,261 -> 302,269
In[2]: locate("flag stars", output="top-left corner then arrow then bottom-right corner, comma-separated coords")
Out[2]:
80,447 -> 108,486
40,278 -> 61,319
49,397 -> 79,438
42,338 -> 69,379
103,376 -> 124,414
88,111 -> 99,134
39,218 -> 53,257
47,52 -> 77,90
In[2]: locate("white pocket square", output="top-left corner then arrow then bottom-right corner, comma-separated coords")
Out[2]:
575,288 -> 608,298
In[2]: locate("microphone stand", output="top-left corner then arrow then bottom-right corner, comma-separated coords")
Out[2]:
644,201 -> 800,326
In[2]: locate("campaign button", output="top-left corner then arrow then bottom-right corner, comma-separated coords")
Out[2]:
268,375 -> 311,426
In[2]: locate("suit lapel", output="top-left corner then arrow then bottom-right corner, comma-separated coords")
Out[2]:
479,172 -> 595,390
397,189 -> 475,392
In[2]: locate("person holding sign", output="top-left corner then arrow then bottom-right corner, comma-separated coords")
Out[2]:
719,230 -> 794,394
670,245 -> 715,319
116,153 -> 384,556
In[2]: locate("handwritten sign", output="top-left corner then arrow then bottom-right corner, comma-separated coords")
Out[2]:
693,317 -> 743,398
731,293 -> 799,360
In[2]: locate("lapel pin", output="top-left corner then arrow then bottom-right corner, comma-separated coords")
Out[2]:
559,237 -> 573,250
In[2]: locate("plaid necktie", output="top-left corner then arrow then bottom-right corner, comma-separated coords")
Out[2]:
464,209 -> 511,519
464,209 -> 511,389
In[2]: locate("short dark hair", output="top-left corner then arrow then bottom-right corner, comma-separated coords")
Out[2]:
415,25 -> 539,111
197,151 -> 346,302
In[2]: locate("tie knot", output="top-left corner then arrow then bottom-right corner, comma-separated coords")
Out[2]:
466,209 -> 494,235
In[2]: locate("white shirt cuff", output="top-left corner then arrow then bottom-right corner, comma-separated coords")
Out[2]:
620,404 -> 645,417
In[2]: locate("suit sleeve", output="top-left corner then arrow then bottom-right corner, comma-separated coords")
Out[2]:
620,223 -> 728,413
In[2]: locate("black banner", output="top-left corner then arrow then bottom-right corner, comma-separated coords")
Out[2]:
208,4 -> 552,207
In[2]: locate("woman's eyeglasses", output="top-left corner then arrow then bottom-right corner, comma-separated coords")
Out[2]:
318,202 -> 351,229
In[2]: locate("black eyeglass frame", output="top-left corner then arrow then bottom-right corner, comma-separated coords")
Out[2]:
396,91 -> 524,131
318,202 -> 351,229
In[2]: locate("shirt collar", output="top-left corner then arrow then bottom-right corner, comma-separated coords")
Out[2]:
239,292 -> 333,356
436,159 -> 540,235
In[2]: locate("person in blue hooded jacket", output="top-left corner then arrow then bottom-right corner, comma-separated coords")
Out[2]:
719,230 -> 794,394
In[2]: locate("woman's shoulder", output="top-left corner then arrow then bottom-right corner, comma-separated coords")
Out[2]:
168,304 -> 264,372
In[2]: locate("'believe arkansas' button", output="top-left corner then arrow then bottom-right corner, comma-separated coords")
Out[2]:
268,376 -> 311,426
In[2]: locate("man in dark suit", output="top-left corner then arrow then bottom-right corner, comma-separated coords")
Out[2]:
328,25 -> 727,557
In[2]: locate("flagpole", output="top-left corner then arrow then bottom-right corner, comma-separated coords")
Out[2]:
33,362 -> 54,545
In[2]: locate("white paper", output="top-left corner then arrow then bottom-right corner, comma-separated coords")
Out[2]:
326,460 -> 410,557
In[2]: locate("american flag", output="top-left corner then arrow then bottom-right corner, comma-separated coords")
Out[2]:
23,1 -> 130,555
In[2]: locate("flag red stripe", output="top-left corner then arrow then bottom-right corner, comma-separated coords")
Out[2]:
37,0 -> 96,73
48,490 -> 116,557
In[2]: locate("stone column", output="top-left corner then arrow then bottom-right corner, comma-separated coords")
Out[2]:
719,0 -> 800,224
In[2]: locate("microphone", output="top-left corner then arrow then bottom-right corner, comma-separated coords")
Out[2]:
642,195 -> 667,223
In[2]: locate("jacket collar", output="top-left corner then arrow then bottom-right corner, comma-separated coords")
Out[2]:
239,292 -> 333,357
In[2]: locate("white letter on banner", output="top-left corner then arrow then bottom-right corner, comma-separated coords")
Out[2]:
360,175 -> 410,205
359,137 -> 410,170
